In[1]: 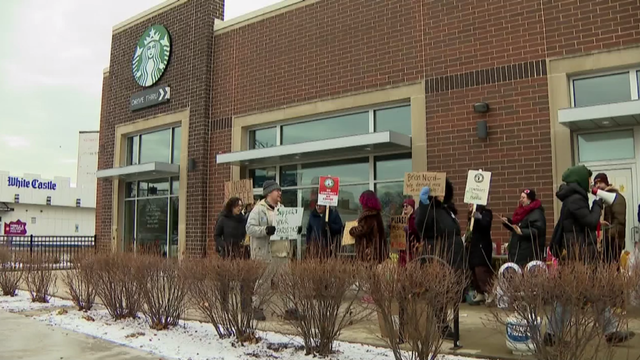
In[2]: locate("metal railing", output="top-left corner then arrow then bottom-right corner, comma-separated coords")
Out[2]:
0,235 -> 96,269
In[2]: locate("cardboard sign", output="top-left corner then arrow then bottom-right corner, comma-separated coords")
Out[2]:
271,207 -> 304,240
224,179 -> 254,205
318,176 -> 340,206
464,170 -> 492,205
390,216 -> 408,250
404,172 -> 446,197
342,221 -> 357,245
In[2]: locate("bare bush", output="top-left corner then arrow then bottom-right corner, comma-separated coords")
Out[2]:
185,258 -> 271,342
93,253 -> 142,320
62,254 -> 97,311
273,258 -> 371,356
135,255 -> 189,330
359,259 -> 465,360
24,255 -> 57,303
490,259 -> 633,360
0,246 -> 21,297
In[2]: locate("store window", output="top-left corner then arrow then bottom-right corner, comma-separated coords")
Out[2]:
577,130 -> 635,163
126,126 -> 181,166
572,71 -> 637,107
123,177 -> 180,257
249,127 -> 277,149
281,112 -> 369,145
375,106 -> 412,136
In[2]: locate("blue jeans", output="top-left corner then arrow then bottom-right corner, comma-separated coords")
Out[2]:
547,302 -> 618,336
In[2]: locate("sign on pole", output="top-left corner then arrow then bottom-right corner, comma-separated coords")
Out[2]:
463,170 -> 492,205
318,176 -> 340,206
271,207 -> 304,240
224,179 -> 254,205
403,172 -> 446,197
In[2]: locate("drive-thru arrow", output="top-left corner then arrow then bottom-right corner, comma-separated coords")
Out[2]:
159,87 -> 170,101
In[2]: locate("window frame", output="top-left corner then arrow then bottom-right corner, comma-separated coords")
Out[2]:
570,68 -> 640,108
126,125 -> 182,166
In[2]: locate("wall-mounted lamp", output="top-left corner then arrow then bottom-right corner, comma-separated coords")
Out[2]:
188,158 -> 197,172
473,102 -> 490,114
477,120 -> 488,140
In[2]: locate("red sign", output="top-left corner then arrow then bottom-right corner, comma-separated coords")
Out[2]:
318,176 -> 340,206
4,220 -> 27,236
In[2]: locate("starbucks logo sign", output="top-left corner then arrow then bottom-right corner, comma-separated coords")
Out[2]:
132,25 -> 171,87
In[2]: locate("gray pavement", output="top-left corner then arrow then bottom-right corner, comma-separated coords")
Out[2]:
0,311 -> 166,360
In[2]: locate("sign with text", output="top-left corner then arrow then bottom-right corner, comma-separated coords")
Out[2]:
130,85 -> 171,111
390,216 -> 408,250
318,176 -> 340,206
8,177 -> 57,191
463,170 -> 492,205
403,172 -> 446,197
224,179 -> 254,205
271,207 -> 304,241
4,220 -> 27,236
341,221 -> 357,246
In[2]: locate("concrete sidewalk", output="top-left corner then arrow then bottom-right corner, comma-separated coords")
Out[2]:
0,311 -> 166,360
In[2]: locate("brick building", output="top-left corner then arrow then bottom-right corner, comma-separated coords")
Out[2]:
96,0 -> 640,259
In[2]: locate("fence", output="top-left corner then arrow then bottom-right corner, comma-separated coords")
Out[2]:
0,235 -> 96,269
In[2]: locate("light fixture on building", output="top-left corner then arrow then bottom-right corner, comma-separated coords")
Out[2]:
473,102 -> 490,114
188,158 -> 196,172
477,120 -> 489,140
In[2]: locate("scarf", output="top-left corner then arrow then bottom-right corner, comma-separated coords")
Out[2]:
512,199 -> 541,224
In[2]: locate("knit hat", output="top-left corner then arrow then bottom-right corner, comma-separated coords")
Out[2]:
403,198 -> 416,210
562,165 -> 593,192
262,180 -> 281,196
522,188 -> 536,201
593,173 -> 610,186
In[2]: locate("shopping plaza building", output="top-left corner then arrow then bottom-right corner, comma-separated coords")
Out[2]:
96,0 -> 640,259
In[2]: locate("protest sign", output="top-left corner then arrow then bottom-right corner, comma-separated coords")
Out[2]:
404,172 -> 446,197
224,179 -> 254,205
318,176 -> 340,206
342,221 -> 357,245
270,207 -> 304,240
463,170 -> 492,205
390,216 -> 408,250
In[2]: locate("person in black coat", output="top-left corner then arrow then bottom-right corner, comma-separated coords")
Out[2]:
466,204 -> 493,305
501,189 -> 546,267
414,179 -> 465,340
305,203 -> 343,258
214,197 -> 247,259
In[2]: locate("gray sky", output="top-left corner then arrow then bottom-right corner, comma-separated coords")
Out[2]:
0,0 -> 281,183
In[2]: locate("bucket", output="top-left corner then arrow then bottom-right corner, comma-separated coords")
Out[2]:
505,314 -> 540,355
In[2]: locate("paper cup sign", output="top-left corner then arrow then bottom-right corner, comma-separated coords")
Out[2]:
390,216 -> 408,250
318,176 -> 340,206
224,179 -> 254,205
463,170 -> 492,205
270,207 -> 304,240
404,172 -> 446,197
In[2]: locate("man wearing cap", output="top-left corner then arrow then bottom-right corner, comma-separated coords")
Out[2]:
593,173 -> 627,265
246,180 -> 285,262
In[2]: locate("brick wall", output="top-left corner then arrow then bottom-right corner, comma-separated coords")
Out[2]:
97,0 -> 223,256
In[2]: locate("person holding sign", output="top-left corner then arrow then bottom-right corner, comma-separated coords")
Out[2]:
398,199 -> 420,267
349,190 -> 388,263
466,204 -> 494,305
305,201 -> 343,259
501,189 -> 546,267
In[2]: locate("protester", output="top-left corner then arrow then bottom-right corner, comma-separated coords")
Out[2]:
349,190 -> 388,263
214,197 -> 247,258
414,181 -> 465,340
398,198 -> 420,267
305,202 -> 343,258
546,165 -> 634,345
593,173 -> 627,265
501,189 -> 546,266
466,204 -> 494,305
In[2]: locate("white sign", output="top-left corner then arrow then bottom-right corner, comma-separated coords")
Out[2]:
464,170 -> 492,205
271,207 -> 304,241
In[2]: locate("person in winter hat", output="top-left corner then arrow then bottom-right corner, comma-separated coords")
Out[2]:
466,203 -> 494,305
349,190 -> 388,263
546,165 -> 635,346
592,172 -> 627,265
305,201 -> 343,259
398,198 -> 420,267
501,189 -> 546,266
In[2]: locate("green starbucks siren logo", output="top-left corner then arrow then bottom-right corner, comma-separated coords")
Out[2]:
132,25 -> 171,87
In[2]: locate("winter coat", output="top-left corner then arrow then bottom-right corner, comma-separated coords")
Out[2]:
467,206 -> 493,269
306,208 -> 343,249
398,212 -> 420,267
551,182 -> 602,261
415,201 -> 465,270
349,209 -> 388,263
602,187 -> 626,263
246,199 -> 278,261
214,211 -> 247,258
504,206 -> 546,266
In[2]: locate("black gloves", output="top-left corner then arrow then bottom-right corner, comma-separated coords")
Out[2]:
297,226 -> 303,235
265,226 -> 276,236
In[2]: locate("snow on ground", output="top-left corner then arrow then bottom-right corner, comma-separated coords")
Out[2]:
0,292 -> 479,360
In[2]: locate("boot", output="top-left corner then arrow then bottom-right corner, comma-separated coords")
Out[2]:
468,292 -> 486,306
606,331 -> 636,345
441,325 -> 455,340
